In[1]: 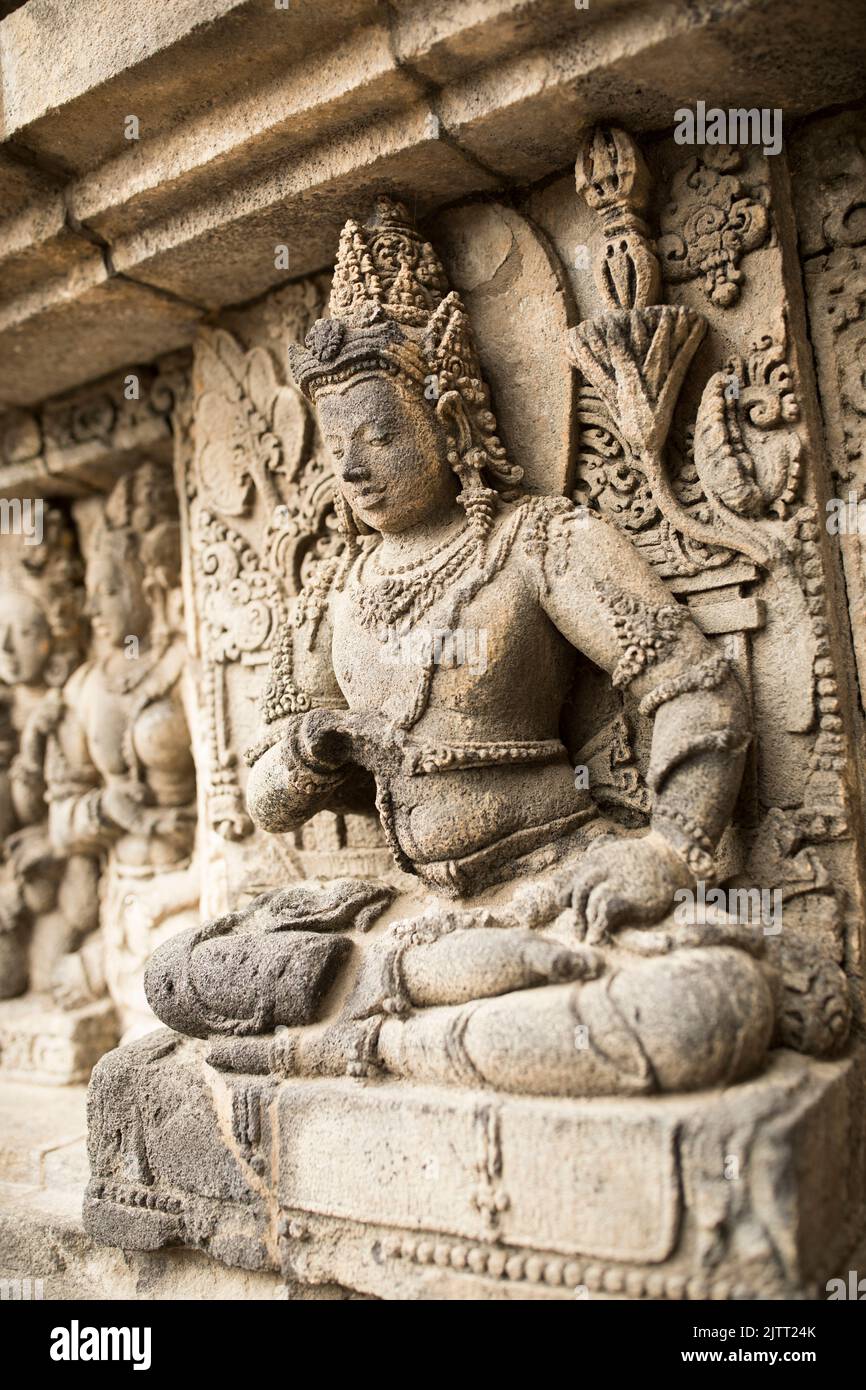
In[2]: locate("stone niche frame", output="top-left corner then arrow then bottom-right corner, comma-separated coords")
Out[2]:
81,119 -> 866,1300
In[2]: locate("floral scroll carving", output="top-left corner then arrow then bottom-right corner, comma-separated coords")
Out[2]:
658,146 -> 771,307
693,330 -> 802,521
197,511 -> 287,840
193,328 -> 310,518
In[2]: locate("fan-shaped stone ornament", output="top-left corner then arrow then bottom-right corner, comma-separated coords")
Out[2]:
193,328 -> 309,515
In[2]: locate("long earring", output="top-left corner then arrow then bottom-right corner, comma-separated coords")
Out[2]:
333,487 -> 370,543
333,488 -> 357,536
454,453 -> 496,538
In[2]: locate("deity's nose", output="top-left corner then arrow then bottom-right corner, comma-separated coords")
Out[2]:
340,447 -> 368,483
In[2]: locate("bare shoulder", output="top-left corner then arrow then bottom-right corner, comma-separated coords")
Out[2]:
511,493 -> 617,572
511,493 -> 682,615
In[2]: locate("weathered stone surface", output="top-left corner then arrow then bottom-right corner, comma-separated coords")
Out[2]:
2,0 -> 866,1307
0,192 -> 98,304
0,266 -> 202,408
82,1037 -> 866,1299
0,1075 -> 357,1297
390,0 -> 619,87
74,161 -> 862,1299
107,105 -> 497,308
67,25 -> 422,245
0,147 -> 61,222
790,109 -> 866,720
45,463 -> 200,1043
0,1077 -> 90,1185
0,353 -> 189,496
178,287 -> 394,917
436,201 -> 576,496
145,926 -> 351,1039
0,0 -> 380,174
436,1 -> 866,181
0,997 -> 117,1086
2,0 -> 865,407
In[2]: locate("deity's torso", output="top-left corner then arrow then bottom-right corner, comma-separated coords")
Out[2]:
63,642 -> 194,867
326,504 -> 596,886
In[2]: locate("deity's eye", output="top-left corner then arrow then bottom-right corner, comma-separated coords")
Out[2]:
327,440 -> 344,459
367,431 -> 391,447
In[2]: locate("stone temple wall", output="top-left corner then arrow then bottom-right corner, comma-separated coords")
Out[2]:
1,0 -> 866,1302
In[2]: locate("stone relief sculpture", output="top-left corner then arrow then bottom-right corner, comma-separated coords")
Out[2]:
141,186 -> 845,1091
47,462 -> 199,1042
657,144 -> 771,308
82,132 -> 862,1300
0,512 -> 114,1082
796,109 -> 866,700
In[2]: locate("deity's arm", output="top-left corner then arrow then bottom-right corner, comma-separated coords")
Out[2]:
46,667 -> 117,856
245,571 -> 352,835
524,500 -> 750,873
9,688 -> 64,825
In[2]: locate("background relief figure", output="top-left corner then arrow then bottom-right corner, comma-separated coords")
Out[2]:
0,510 -> 98,1007
47,463 -> 199,1042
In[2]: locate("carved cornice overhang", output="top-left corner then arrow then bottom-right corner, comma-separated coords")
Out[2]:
0,352 -> 191,498
1,0 -> 865,410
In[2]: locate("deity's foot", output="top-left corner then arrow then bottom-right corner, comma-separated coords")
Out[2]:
147,869 -> 846,1101
143,878 -> 393,1038
145,926 -> 350,1039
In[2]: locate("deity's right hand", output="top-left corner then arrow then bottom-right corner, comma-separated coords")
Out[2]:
52,946 -> 103,1011
22,688 -> 64,742
6,823 -> 52,877
298,708 -> 403,777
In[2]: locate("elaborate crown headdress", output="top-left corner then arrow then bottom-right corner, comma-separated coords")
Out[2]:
101,460 -> 181,583
288,197 -> 523,533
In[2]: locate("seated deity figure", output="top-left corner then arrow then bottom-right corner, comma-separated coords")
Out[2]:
0,511 -> 97,1000
144,198 -> 844,1097
47,463 -> 199,1042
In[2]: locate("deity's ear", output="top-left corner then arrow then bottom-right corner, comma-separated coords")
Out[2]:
435,389 -> 472,461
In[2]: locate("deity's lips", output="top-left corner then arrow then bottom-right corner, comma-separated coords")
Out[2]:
354,485 -> 387,508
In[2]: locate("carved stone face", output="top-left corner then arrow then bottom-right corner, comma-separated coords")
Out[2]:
0,589 -> 51,685
316,374 -> 456,533
86,542 -> 151,648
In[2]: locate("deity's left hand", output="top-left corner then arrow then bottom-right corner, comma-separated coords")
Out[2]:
571,829 -> 694,945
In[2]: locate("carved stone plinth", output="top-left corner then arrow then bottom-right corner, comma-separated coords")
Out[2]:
83,1032 -> 865,1300
0,996 -> 117,1086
